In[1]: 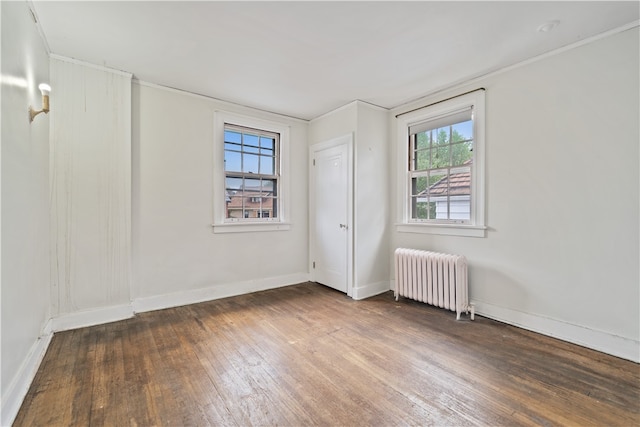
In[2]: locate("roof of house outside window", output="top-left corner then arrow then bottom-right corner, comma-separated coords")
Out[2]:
420,160 -> 472,197
425,171 -> 471,196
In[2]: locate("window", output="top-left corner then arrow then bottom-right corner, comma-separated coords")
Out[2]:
410,110 -> 473,221
213,112 -> 290,233
396,90 -> 486,237
224,124 -> 279,221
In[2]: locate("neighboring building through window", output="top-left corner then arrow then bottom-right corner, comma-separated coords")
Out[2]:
396,89 -> 485,237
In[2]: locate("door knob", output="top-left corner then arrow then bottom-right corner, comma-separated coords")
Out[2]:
339,223 -> 348,230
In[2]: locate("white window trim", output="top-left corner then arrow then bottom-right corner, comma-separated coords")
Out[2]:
396,90 -> 486,238
212,111 -> 291,233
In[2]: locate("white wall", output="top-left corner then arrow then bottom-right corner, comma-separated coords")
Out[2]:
50,57 -> 132,319
390,27 -> 639,361
354,103 -> 390,298
309,102 -> 358,143
309,101 -> 390,299
0,0 -> 51,422
132,82 -> 308,309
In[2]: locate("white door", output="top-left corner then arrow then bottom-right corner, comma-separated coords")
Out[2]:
310,135 -> 352,294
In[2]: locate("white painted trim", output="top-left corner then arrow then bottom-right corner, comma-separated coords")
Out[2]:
211,222 -> 292,233
309,134 -> 354,297
133,273 -> 309,314
391,21 -> 640,114
50,54 -> 132,78
1,326 -> 53,426
396,223 -> 487,238
473,300 -> 640,363
352,281 -> 391,300
51,304 -> 135,332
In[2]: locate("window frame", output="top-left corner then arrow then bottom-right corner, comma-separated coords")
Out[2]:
213,111 -> 290,233
396,90 -> 486,237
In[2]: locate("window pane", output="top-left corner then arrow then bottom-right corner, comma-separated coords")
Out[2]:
260,196 -> 274,217
428,171 -> 447,192
416,132 -> 429,149
242,154 -> 259,173
432,145 -> 450,168
452,120 -> 473,142
224,150 -> 241,172
260,154 -> 275,175
451,142 -> 473,166
450,198 -> 471,221
245,178 -> 261,191
427,201 -> 438,219
225,130 -> 241,144
262,179 -> 276,196
433,128 -> 449,146
226,194 -> 244,219
413,197 -> 429,219
225,177 -> 242,191
414,149 -> 430,171
449,167 -> 471,195
244,133 -> 260,153
432,199 -> 446,219
224,142 -> 240,151
411,176 -> 429,197
429,171 -> 448,220
450,167 -> 471,220
260,136 -> 275,151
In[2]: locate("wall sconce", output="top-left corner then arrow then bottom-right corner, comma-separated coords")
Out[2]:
29,83 -> 51,123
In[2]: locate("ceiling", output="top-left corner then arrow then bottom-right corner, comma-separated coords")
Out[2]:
32,1 -> 639,120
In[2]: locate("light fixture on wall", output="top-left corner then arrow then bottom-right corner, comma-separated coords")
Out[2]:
29,83 -> 51,123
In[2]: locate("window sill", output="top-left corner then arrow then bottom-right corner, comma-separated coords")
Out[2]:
212,222 -> 291,234
396,223 -> 486,238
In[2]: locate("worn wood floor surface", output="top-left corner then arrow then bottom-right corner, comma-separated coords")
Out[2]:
14,283 -> 640,426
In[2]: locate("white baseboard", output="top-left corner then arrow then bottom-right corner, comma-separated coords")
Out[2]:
51,303 -> 135,332
352,281 -> 391,300
133,273 -> 309,314
473,300 -> 640,363
1,320 -> 53,427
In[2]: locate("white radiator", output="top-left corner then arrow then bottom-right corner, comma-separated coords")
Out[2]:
394,248 -> 474,320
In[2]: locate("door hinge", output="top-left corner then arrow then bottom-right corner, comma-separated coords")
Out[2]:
313,159 -> 315,166
312,261 -> 316,268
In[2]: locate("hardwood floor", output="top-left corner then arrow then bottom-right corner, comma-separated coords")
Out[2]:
14,283 -> 640,426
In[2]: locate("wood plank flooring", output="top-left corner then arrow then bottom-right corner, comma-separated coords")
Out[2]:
14,283 -> 640,426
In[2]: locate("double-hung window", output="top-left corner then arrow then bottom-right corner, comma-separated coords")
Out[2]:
224,124 -> 279,221
397,90 -> 486,237
213,112 -> 290,233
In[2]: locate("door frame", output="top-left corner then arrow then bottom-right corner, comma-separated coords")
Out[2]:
309,133 -> 354,297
